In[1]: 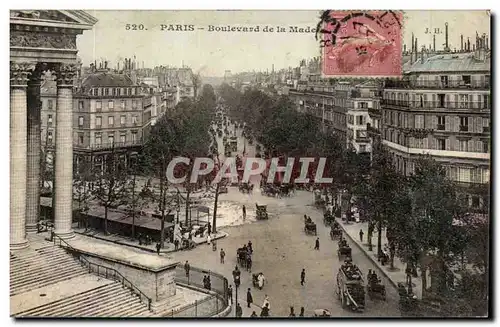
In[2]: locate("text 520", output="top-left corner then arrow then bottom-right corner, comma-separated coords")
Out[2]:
125,24 -> 147,31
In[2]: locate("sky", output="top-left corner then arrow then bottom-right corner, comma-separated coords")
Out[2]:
76,10 -> 491,77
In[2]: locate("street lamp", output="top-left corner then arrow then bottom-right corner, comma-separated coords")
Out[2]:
232,267 -> 240,317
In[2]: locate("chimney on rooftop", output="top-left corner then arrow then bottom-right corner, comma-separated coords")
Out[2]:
486,36 -> 489,50
411,33 -> 415,52
461,35 -> 464,52
444,22 -> 449,51
467,38 -> 471,51
414,38 -> 418,63
433,34 -> 436,52
403,44 -> 406,53
420,46 -> 425,63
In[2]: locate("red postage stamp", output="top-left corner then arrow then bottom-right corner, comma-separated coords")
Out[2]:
319,10 -> 403,77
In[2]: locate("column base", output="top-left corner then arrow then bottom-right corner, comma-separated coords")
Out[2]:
26,223 -> 38,234
53,230 -> 75,240
10,239 -> 30,251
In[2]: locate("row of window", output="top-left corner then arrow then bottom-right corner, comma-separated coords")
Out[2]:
385,130 -> 490,153
347,114 -> 366,126
93,99 -> 139,111
391,154 -> 490,185
91,130 -> 139,146
384,111 -> 490,133
77,115 -> 140,128
384,93 -> 490,109
91,87 -> 139,97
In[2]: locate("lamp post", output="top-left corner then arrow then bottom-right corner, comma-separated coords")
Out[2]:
232,268 -> 240,317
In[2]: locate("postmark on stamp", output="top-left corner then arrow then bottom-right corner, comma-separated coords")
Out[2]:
316,10 -> 403,78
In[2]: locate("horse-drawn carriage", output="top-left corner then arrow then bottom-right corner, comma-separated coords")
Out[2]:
330,222 -> 342,240
323,209 -> 334,225
367,270 -> 386,300
237,246 -> 252,270
337,238 -> 352,258
261,184 -> 278,197
239,182 -> 254,194
256,204 -> 269,220
336,261 -> 365,312
304,216 -> 317,235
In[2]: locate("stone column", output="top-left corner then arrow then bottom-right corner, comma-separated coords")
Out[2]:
10,62 -> 35,250
53,64 -> 77,239
26,70 -> 42,233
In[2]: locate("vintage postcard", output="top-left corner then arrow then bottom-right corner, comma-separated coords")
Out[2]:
9,9 -> 490,318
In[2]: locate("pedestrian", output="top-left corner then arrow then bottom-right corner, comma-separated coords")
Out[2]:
250,311 -> 258,317
405,265 -> 412,286
236,303 -> 243,318
242,205 -> 246,219
260,303 -> 270,317
299,307 -> 305,317
246,288 -> 253,308
228,285 -> 233,304
174,238 -> 179,251
156,243 -> 161,255
314,237 -> 320,250
207,222 -> 212,235
184,260 -> 190,278
220,248 -> 226,264
247,254 -> 252,272
301,268 -> 306,286
248,240 -> 253,254
289,306 -> 296,316
207,275 -> 212,290
359,229 -> 364,242
262,295 -> 270,310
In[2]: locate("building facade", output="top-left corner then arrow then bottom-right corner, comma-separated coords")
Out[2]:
381,41 -> 490,209
289,81 -> 381,153
10,10 -> 97,248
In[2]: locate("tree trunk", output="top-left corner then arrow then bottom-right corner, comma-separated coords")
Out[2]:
421,263 -> 428,298
377,219 -> 383,260
368,221 -> 374,251
185,187 -> 191,226
131,173 -> 136,239
212,182 -> 220,234
159,174 -> 165,248
104,204 -> 109,235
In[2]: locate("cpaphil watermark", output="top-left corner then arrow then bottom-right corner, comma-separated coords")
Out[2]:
166,157 -> 334,185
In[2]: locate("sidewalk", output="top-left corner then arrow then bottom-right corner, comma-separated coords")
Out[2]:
73,226 -> 228,255
336,218 -> 423,299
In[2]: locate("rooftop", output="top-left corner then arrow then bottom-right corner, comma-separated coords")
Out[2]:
82,72 -> 135,88
405,51 -> 490,73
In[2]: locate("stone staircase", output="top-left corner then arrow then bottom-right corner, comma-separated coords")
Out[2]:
10,244 -> 151,318
15,282 -> 150,318
10,246 -> 88,296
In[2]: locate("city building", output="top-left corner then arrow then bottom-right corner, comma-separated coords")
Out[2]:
289,80 -> 380,153
346,81 -> 382,154
381,34 -> 490,210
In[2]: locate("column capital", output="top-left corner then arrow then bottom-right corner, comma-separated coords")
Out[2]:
10,62 -> 36,88
55,63 -> 78,88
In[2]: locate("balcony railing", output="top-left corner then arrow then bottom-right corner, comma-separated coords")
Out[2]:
75,140 -> 142,151
382,99 -> 490,110
385,79 -> 490,90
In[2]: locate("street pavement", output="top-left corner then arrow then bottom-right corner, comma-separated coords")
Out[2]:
171,189 -> 402,317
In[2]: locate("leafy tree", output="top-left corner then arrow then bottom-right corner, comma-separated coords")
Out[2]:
92,149 -> 130,235
125,153 -> 151,239
144,99 -> 212,244
73,157 -> 94,230
392,157 -> 467,297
